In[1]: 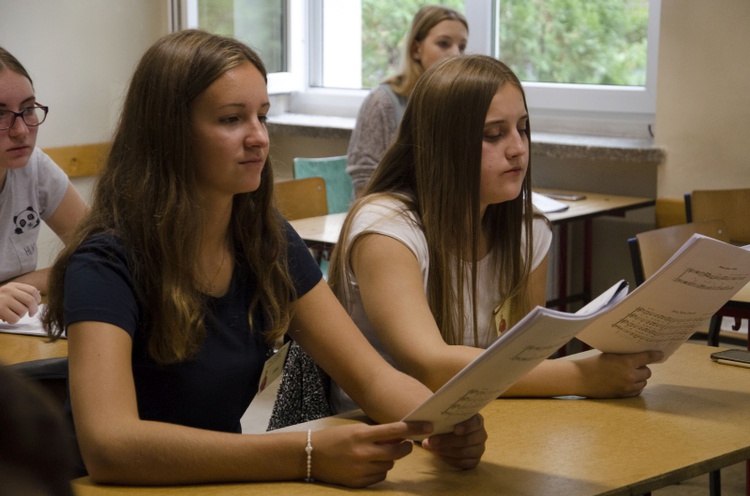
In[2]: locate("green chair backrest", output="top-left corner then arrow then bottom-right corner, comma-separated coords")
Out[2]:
293,156 -> 353,214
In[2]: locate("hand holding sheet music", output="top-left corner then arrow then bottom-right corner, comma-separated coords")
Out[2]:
403,235 -> 750,437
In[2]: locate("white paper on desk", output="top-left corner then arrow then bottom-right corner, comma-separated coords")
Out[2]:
532,192 -> 569,213
0,304 -> 48,337
402,281 -> 628,439
240,342 -> 290,434
577,234 -> 750,359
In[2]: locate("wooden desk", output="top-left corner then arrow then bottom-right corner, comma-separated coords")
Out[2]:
288,190 -> 656,309
537,189 -> 655,309
72,343 -> 750,496
0,333 -> 67,366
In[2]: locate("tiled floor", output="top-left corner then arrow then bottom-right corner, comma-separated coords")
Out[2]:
654,461 -> 746,495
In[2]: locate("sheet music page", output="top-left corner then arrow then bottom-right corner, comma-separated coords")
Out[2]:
577,235 -> 750,359
402,280 -> 627,438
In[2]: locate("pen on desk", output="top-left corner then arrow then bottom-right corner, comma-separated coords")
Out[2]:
716,359 -> 750,369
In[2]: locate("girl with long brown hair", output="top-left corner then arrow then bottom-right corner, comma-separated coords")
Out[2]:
43,30 -> 485,487
329,54 -> 663,412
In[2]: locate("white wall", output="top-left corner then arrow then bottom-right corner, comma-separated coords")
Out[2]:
0,0 -> 168,266
655,0 -> 750,198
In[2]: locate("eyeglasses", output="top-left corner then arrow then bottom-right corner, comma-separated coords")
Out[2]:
0,104 -> 49,131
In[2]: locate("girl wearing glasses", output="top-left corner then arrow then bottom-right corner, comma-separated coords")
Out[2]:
0,47 -> 87,324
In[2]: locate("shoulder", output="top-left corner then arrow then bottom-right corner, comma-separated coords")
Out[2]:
72,233 -> 130,269
28,148 -> 68,180
347,194 -> 427,257
353,194 -> 420,232
357,85 -> 397,116
281,219 -> 323,297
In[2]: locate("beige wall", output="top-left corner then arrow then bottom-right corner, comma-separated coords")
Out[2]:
655,0 -> 750,198
0,0 -> 168,266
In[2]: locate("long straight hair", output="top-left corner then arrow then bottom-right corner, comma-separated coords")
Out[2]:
43,30 -> 295,363
385,5 -> 468,97
330,55 -> 537,346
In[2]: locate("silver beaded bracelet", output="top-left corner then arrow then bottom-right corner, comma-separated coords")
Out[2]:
304,429 -> 314,482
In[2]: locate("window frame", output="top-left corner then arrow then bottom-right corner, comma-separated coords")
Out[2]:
172,0 -> 661,137
173,0 -> 305,94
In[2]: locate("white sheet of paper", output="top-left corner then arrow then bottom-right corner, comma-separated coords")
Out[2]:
240,342 -> 290,434
0,304 -> 49,337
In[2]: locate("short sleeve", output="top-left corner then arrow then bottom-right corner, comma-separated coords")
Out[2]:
530,217 -> 553,270
63,235 -> 141,335
345,197 -> 430,285
284,221 -> 324,300
32,149 -> 70,220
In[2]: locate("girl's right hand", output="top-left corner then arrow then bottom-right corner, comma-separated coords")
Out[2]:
0,282 -> 41,324
312,421 -> 431,487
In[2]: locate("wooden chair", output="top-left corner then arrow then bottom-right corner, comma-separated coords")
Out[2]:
685,188 -> 750,244
628,219 -> 730,285
274,176 -> 328,220
685,188 -> 750,342
629,219 -> 747,496
275,177 -> 330,275
628,219 -> 746,346
293,156 -> 353,214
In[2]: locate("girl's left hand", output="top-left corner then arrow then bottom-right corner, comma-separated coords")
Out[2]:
421,414 -> 487,469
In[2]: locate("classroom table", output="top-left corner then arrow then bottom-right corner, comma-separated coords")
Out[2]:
0,332 -> 67,366
288,189 -> 656,309
72,343 -> 750,496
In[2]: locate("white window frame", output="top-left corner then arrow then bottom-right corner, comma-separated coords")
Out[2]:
173,0 -> 305,94
172,0 -> 661,137
483,0 -> 661,138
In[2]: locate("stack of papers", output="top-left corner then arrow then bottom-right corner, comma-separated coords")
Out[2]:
531,192 -> 569,213
0,304 -> 49,337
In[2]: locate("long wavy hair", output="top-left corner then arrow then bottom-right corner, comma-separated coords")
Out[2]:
330,55 -> 539,346
43,30 -> 295,363
385,5 -> 468,97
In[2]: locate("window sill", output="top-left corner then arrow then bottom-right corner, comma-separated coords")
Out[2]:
266,113 -> 666,164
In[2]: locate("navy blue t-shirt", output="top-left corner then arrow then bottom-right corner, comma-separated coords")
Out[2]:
63,223 -> 321,434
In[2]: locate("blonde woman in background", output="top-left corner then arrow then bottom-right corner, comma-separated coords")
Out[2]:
330,55 -> 663,413
346,5 -> 468,197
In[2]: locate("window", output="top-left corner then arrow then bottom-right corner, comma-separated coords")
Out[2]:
483,0 -> 661,136
173,0 -> 303,93
172,0 -> 661,137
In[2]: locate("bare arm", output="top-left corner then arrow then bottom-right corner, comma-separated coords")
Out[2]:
354,235 -> 661,399
502,254 -> 664,398
68,319 -> 429,487
351,233 -> 483,390
290,280 -> 486,470
44,182 -> 88,245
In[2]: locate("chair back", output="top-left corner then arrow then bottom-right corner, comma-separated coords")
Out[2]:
629,219 -> 730,285
275,176 -> 328,220
293,156 -> 353,214
685,188 -> 750,244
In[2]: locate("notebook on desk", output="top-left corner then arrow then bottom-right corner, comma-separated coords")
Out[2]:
0,304 -> 54,337
532,192 -> 569,213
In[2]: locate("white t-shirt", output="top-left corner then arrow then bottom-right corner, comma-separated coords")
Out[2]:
0,148 -> 69,282
331,195 -> 553,412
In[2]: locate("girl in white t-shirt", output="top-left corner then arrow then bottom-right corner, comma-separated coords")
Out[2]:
330,55 -> 663,412
0,47 -> 87,323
